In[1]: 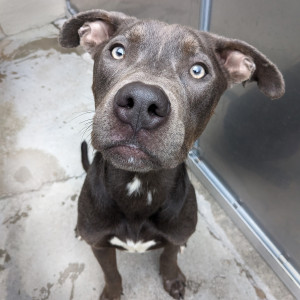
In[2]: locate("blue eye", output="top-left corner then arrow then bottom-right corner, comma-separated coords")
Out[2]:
190,64 -> 206,79
111,46 -> 125,60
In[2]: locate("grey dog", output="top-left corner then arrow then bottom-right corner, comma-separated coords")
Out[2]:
59,9 -> 284,300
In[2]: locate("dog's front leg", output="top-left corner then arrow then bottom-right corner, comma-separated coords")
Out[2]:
160,243 -> 186,299
92,247 -> 123,300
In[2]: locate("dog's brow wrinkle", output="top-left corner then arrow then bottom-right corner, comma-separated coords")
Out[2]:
182,36 -> 199,55
126,175 -> 142,196
157,43 -> 164,60
127,25 -> 144,42
147,191 -> 152,205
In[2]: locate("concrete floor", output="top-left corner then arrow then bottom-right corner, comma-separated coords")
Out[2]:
0,21 -> 295,300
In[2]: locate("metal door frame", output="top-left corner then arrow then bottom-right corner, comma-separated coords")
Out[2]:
187,152 -> 300,298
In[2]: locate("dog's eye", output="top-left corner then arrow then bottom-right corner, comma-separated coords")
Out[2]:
111,46 -> 125,60
190,64 -> 206,79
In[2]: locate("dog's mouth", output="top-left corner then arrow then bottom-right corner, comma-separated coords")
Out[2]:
103,141 -> 162,171
109,144 -> 148,159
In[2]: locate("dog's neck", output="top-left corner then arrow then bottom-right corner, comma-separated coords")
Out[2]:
94,152 -> 188,220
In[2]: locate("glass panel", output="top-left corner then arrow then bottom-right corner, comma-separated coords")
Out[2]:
195,0 -> 300,271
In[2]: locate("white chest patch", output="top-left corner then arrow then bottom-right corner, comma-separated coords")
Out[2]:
147,191 -> 153,205
109,237 -> 156,253
126,176 -> 142,196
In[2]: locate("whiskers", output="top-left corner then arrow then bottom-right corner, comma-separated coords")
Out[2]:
80,118 -> 94,144
68,110 -> 94,122
66,110 -> 95,145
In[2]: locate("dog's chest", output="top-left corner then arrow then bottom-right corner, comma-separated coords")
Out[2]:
104,175 -> 164,252
107,219 -> 160,253
108,174 -> 163,217
124,175 -> 155,205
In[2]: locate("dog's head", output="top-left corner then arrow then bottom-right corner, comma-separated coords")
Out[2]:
59,9 -> 285,172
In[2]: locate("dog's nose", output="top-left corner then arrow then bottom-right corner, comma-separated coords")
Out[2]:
114,82 -> 170,131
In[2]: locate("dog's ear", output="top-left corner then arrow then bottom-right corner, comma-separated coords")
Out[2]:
59,9 -> 136,57
208,33 -> 285,99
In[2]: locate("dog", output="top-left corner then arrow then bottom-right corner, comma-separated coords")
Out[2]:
59,9 -> 285,300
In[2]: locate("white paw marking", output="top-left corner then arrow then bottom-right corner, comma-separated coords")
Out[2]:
147,191 -> 152,205
110,237 -> 156,253
180,246 -> 186,254
126,176 -> 142,196
128,157 -> 134,164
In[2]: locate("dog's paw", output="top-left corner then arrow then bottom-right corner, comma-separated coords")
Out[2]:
100,294 -> 120,300
99,286 -> 122,300
162,270 -> 186,299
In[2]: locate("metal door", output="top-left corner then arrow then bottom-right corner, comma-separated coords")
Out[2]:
189,0 -> 300,297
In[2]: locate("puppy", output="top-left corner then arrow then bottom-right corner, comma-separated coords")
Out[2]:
59,9 -> 284,300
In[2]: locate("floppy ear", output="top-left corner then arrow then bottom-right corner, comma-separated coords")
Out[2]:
208,33 -> 285,99
59,9 -> 136,57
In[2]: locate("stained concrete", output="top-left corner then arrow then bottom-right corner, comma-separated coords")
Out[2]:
0,0 -> 65,35
0,21 -> 295,300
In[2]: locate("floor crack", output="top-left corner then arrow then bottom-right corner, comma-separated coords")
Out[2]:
0,172 -> 85,201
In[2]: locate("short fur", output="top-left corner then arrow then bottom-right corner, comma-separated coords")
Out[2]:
59,9 -> 284,300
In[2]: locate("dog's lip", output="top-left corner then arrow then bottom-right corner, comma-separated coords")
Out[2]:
105,142 -> 151,159
101,141 -> 162,169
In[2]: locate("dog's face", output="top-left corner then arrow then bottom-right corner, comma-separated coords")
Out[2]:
60,10 -> 284,172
